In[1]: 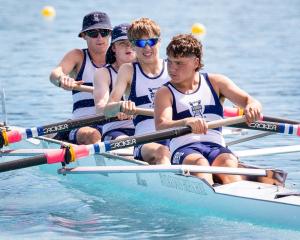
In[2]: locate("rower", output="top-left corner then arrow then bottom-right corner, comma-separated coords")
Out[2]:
154,34 -> 262,185
93,23 -> 136,141
49,12 -> 112,144
105,18 -> 170,165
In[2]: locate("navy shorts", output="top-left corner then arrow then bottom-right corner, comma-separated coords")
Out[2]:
102,128 -> 135,141
133,140 -> 170,161
171,142 -> 233,165
68,125 -> 103,144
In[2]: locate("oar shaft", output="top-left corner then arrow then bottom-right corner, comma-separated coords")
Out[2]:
0,154 -> 48,173
230,121 -> 300,136
6,115 -> 117,144
224,107 -> 300,124
72,85 -> 93,93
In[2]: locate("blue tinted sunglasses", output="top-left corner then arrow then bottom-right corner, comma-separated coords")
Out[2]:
132,38 -> 159,48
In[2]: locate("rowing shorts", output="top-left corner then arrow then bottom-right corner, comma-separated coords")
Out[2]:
133,140 -> 170,161
101,128 -> 135,141
68,125 -> 103,144
171,142 -> 233,165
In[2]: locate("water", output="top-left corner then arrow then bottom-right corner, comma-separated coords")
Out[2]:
1,0 -> 300,238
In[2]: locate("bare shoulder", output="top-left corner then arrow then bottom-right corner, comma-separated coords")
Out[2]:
156,85 -> 172,99
94,67 -> 110,84
207,73 -> 231,84
119,62 -> 134,74
118,63 -> 134,83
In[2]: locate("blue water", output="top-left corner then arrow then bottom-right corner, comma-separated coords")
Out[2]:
1,0 -> 300,238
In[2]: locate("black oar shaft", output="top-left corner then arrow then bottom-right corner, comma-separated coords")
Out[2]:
108,126 -> 192,151
41,115 -> 117,135
0,154 -> 48,173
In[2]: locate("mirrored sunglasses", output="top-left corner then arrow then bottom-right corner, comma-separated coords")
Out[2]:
85,29 -> 111,38
132,38 -> 159,48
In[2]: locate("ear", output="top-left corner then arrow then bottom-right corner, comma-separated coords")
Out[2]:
194,57 -> 200,71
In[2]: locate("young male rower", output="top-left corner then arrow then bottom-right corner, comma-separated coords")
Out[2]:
94,23 -> 136,141
105,18 -> 170,165
154,34 -> 262,185
50,11 -> 112,144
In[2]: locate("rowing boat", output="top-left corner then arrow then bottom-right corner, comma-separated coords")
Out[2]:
4,133 -> 299,231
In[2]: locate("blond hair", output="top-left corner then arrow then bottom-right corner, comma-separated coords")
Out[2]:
128,18 -> 160,41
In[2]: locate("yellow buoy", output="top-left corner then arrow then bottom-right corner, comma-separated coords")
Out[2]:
41,6 -> 56,20
191,23 -> 206,39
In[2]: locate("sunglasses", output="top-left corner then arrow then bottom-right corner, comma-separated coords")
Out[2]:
85,29 -> 111,38
132,38 -> 159,48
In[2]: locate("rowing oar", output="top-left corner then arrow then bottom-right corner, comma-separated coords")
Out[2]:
72,84 -> 93,93
0,106 -> 151,148
0,115 -> 118,148
0,115 -> 246,173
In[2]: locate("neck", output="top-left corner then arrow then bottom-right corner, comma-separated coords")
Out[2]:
139,58 -> 162,75
88,49 -> 106,67
172,73 -> 200,93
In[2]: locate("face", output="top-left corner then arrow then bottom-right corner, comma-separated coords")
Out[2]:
112,40 -> 136,64
83,29 -> 111,54
131,35 -> 160,64
167,55 -> 199,84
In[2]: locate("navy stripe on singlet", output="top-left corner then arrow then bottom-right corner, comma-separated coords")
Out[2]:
128,63 -> 154,126
72,99 -> 95,112
201,73 -> 223,117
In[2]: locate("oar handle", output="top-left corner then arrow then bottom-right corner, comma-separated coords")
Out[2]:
72,85 -> 94,93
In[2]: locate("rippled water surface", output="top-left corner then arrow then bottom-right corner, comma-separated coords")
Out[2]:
1,0 -> 300,239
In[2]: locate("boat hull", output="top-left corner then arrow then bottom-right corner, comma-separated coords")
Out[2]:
3,137 -> 300,230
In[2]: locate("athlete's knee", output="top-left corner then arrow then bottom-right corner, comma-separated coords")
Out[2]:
213,154 -> 238,167
77,127 -> 101,144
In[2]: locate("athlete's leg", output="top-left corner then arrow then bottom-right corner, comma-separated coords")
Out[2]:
140,142 -> 170,165
212,153 -> 242,184
182,153 -> 214,185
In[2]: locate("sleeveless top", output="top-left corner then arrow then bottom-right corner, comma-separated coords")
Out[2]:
165,73 -> 225,153
102,65 -> 134,134
72,49 -> 102,119
128,60 -> 169,135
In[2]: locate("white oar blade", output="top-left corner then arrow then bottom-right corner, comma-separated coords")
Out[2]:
58,165 -> 266,176
235,145 -> 300,158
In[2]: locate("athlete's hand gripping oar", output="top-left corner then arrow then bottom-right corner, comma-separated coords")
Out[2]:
0,114 -> 118,148
0,116 -> 246,173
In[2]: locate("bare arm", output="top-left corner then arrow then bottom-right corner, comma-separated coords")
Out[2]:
154,86 -> 207,133
209,73 -> 262,123
105,63 -> 135,116
49,49 -> 84,90
93,67 -> 110,115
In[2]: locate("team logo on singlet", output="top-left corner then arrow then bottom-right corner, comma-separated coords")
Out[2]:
148,87 -> 159,108
189,100 -> 204,117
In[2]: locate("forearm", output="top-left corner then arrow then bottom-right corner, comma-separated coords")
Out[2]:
50,67 -> 65,87
156,118 -> 186,130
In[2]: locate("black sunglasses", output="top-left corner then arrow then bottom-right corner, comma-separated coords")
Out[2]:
85,29 -> 111,38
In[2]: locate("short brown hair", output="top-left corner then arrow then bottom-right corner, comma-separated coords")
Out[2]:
166,34 -> 204,71
127,18 -> 160,41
